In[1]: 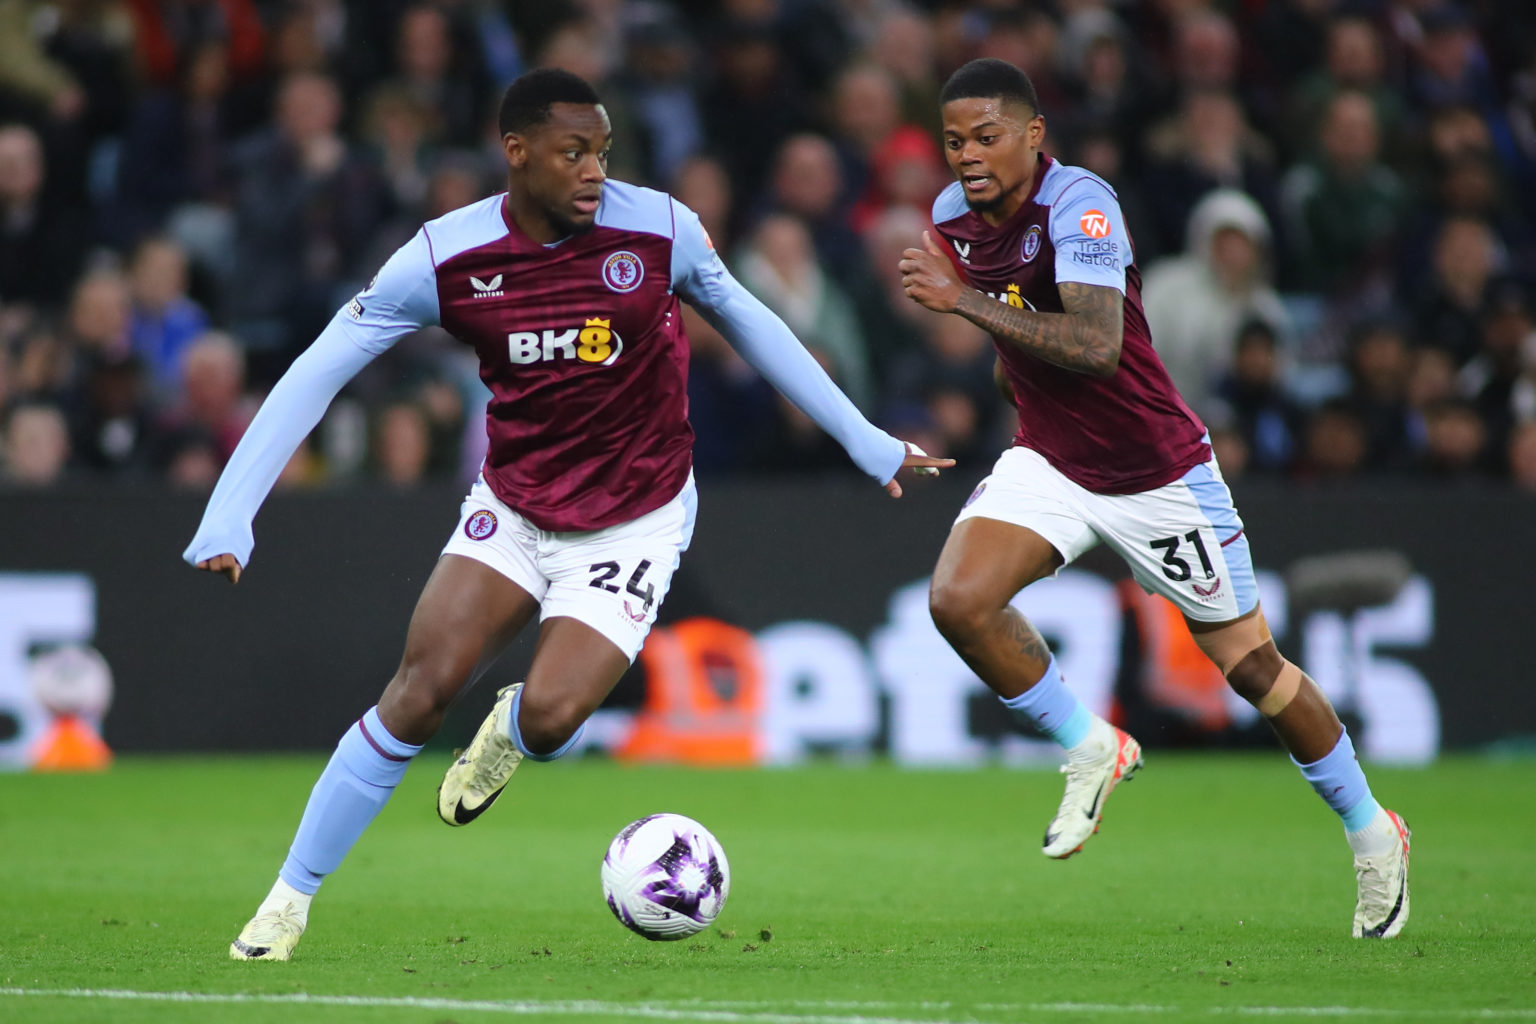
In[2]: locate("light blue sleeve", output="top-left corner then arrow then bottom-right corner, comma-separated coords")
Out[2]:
1049,179 -> 1129,294
182,232 -> 440,568
668,199 -> 906,485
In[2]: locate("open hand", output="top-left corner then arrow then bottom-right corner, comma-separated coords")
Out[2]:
196,553 -> 243,584
885,441 -> 956,498
899,231 -> 964,313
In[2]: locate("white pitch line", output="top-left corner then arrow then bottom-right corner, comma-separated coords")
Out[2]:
0,989 -> 974,1024
0,989 -> 1532,1022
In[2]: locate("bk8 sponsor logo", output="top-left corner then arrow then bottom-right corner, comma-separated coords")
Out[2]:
507,317 -> 623,366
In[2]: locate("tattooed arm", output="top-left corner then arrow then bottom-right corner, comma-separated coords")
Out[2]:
899,231 -> 1124,378
954,281 -> 1123,378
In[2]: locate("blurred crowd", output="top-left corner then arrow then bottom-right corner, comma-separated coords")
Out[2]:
3,0 -> 1536,493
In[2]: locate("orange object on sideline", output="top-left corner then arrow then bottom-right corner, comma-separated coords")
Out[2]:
1117,580 -> 1231,731
618,618 -> 764,765
31,715 -> 113,771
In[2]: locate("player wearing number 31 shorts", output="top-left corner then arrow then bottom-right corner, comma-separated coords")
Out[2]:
897,57 -> 1409,939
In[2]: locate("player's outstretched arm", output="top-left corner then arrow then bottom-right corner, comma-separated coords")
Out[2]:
184,228 -> 438,578
670,200 -> 951,494
693,286 -> 952,495
900,231 -> 1123,377
182,322 -> 381,578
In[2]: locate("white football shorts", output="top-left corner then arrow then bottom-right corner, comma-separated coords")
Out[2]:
441,474 -> 697,661
955,445 -> 1258,622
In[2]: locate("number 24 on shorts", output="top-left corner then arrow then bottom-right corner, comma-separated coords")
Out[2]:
588,559 -> 657,610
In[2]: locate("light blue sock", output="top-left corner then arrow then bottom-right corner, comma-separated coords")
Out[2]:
1294,728 -> 1381,833
1000,657 -> 1093,749
506,684 -> 585,762
279,707 -> 421,894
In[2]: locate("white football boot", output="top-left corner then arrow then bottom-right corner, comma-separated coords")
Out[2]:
1041,721 -> 1143,859
1352,809 -> 1411,938
437,683 -> 523,826
229,904 -> 306,961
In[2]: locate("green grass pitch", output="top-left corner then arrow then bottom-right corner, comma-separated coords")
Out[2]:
2,753 -> 1533,1023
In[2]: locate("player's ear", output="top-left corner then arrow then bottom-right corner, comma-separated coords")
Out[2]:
503,132 -> 527,168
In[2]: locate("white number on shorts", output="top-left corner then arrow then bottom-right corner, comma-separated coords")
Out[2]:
1149,530 -> 1215,582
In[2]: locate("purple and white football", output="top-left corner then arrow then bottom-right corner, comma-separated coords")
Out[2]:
601,813 -> 731,940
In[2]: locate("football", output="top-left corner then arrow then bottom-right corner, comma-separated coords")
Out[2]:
601,813 -> 731,940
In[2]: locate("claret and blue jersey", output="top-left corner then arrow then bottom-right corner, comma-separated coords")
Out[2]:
182,179 -> 905,570
343,181 -> 722,532
931,154 -> 1212,495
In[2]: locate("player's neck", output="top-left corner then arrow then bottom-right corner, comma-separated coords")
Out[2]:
503,190 -> 566,245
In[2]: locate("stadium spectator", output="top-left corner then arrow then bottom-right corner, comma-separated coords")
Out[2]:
1210,319 -> 1306,476
128,236 -> 209,397
0,123 -> 91,310
701,16 -> 814,217
124,0 -> 266,91
69,350 -> 155,476
1285,15 -> 1409,167
883,311 -> 1001,470
160,424 -> 221,489
1407,5 -> 1502,115
830,62 -> 904,202
617,8 -> 703,186
1418,396 -> 1491,479
227,70 -> 389,370
159,329 -> 250,464
1458,280 -> 1536,454
1055,11 -> 1154,172
1280,89 -> 1406,298
1,397 -> 70,486
66,267 -> 133,364
1412,215 -> 1502,365
1142,89 -> 1282,260
1296,399 -> 1370,483
848,128 -> 947,237
359,85 -> 438,213
734,212 -> 873,412
1342,319 -> 1417,472
761,133 -> 865,284
868,7 -> 941,134
381,4 -> 488,150
109,40 -> 253,251
1508,419 -> 1536,489
671,155 -> 733,255
371,398 -> 433,489
1142,189 -> 1289,414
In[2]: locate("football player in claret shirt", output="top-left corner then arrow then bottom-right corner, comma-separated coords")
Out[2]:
897,58 -> 1410,939
186,69 -> 951,961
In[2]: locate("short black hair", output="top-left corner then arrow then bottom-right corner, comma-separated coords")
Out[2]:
939,58 -> 1041,116
498,68 -> 602,136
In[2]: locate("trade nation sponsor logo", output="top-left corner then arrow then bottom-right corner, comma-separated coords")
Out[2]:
1079,209 -> 1111,238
